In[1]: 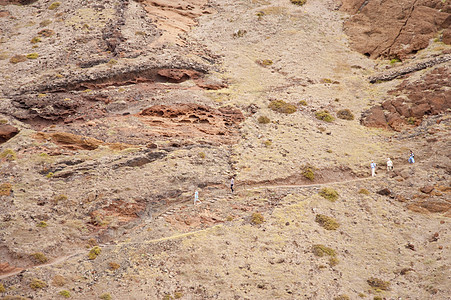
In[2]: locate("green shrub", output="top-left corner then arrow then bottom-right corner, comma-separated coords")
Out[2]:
302,167 -> 315,181
390,58 -> 401,64
268,100 -> 297,114
312,244 -> 336,257
298,100 -> 307,106
315,110 -> 334,122
0,183 -> 12,196
99,293 -> 111,300
26,53 -> 39,59
291,0 -> 307,5
315,214 -> 340,230
374,297 -> 382,300
257,116 -> 270,124
31,37 -> 41,44
59,290 -> 71,298
88,246 -> 101,260
198,152 -> 206,159
263,140 -> 272,147
37,221 -> 48,228
0,149 -> 17,161
9,55 -> 27,64
31,252 -> 48,263
337,109 -> 354,120
48,2 -> 61,10
30,278 -> 47,290
0,283 -> 5,292
46,172 -> 54,178
319,187 -> 339,201
358,188 -> 370,195
367,277 -> 390,291
251,212 -> 264,225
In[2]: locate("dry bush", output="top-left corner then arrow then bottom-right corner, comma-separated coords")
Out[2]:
31,252 -> 48,264
358,188 -> 370,195
257,116 -> 270,124
315,110 -> 334,122
337,109 -> 354,120
302,167 -> 315,181
59,290 -> 71,298
312,244 -> 336,257
315,214 -> 340,230
0,183 -> 12,196
108,262 -> 120,270
30,278 -> 47,290
291,0 -> 307,5
9,55 -> 27,64
319,187 -> 339,201
367,277 -> 390,290
251,212 -> 264,225
52,275 -> 67,287
88,246 -> 101,260
268,100 -> 297,114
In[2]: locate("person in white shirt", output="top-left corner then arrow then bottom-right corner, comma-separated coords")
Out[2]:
370,161 -> 377,177
230,177 -> 234,193
386,158 -> 393,171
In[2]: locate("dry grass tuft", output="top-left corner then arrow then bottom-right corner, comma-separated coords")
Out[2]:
312,244 -> 336,257
31,252 -> 48,264
251,212 -> 265,225
88,246 -> 101,260
258,116 -> 270,124
30,278 -> 47,290
337,109 -> 354,120
319,187 -> 339,201
315,214 -> 340,230
367,277 -> 390,290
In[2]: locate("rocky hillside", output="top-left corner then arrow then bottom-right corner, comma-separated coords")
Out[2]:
0,0 -> 450,299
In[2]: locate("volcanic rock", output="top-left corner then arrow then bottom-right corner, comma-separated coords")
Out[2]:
0,124 -> 19,143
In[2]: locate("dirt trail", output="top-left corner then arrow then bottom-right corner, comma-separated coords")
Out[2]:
0,175 -> 377,280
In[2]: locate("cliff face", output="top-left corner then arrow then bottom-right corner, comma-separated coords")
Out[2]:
0,0 -> 450,299
341,0 -> 451,59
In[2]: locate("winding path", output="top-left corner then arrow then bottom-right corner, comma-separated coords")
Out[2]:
0,176 -> 377,280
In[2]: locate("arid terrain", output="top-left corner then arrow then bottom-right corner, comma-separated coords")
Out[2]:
0,0 -> 450,299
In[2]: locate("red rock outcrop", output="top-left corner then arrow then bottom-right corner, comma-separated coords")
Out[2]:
139,103 -> 244,144
362,66 -> 450,130
0,124 -> 19,143
340,0 -> 451,59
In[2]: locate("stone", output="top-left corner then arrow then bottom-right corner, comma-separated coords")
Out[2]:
420,185 -> 434,194
0,124 -> 19,143
377,188 -> 391,196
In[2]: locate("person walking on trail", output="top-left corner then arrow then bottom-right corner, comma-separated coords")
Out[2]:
408,150 -> 415,164
230,177 -> 235,193
386,158 -> 393,171
370,161 -> 377,177
194,190 -> 201,205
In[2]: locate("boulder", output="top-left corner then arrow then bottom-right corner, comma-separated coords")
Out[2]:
420,185 -> 434,194
0,124 -> 19,143
360,106 -> 387,128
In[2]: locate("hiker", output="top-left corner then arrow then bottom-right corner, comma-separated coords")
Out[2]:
408,150 -> 415,164
194,190 -> 201,205
230,177 -> 234,193
370,161 -> 377,177
386,158 -> 393,171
